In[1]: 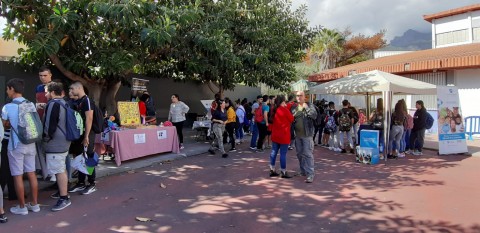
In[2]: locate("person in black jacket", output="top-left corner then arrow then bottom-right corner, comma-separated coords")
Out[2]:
407,100 -> 427,155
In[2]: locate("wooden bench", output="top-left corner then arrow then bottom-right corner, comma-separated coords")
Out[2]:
464,116 -> 480,140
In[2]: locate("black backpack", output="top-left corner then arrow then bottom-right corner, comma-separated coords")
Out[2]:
79,96 -> 105,134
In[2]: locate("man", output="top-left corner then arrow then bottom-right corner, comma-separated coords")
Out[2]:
292,91 -> 317,183
407,100 -> 427,156
256,95 -> 270,152
68,82 -> 97,195
249,95 -> 263,150
35,67 -> 52,180
43,82 -> 72,211
337,100 -> 355,154
2,78 -> 40,215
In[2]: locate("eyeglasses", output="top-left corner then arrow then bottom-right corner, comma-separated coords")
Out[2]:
296,95 -> 304,97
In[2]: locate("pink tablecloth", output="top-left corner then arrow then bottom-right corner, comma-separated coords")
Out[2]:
95,126 -> 180,166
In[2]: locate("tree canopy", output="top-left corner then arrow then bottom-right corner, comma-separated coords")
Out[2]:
1,0 -> 316,101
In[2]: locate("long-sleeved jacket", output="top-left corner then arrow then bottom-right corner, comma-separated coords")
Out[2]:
43,98 -> 71,153
291,102 -> 317,137
413,107 -> 427,132
271,106 -> 294,144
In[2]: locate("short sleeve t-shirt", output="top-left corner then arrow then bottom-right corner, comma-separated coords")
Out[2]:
260,104 -> 270,124
36,84 -> 48,119
212,109 -> 227,122
76,95 -> 94,122
2,97 -> 26,150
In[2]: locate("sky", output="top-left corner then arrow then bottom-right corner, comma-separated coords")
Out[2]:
291,0 -> 479,42
1,1 -> 478,42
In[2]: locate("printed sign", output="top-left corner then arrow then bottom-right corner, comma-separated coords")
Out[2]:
157,130 -> 167,140
101,131 -> 110,142
134,133 -> 146,144
359,130 -> 380,164
437,86 -> 468,155
118,101 -> 140,126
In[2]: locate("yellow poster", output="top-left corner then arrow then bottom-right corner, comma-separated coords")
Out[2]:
118,101 -> 140,126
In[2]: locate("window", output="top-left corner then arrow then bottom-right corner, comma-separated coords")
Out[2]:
436,29 -> 468,46
473,27 -> 480,42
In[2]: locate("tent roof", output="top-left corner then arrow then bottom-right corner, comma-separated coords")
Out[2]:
309,70 -> 437,95
291,79 -> 316,92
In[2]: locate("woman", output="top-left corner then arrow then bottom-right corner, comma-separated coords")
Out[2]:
224,98 -> 237,152
407,100 -> 427,156
208,100 -> 229,158
235,100 -> 245,144
398,99 -> 411,157
369,98 -> 384,159
168,94 -> 190,150
269,95 -> 294,178
388,101 -> 406,159
138,94 -> 148,122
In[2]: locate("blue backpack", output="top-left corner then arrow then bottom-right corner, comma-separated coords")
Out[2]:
425,112 -> 434,129
54,100 -> 84,141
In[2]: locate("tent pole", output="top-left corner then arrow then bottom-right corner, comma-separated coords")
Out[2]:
382,91 -> 393,164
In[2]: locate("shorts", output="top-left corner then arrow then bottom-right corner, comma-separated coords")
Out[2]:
47,152 -> 68,175
8,143 -> 37,176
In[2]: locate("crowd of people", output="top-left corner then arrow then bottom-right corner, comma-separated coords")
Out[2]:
0,67 -> 103,223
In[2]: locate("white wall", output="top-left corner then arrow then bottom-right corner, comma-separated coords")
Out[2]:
435,13 -> 470,34
454,69 -> 480,118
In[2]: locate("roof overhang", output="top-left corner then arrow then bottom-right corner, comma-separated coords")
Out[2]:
423,4 -> 480,22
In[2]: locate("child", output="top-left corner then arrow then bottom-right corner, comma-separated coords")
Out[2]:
358,109 -> 367,125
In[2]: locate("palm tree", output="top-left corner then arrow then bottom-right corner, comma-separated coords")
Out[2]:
310,28 -> 345,71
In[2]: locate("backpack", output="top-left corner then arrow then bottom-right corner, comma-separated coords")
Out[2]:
11,99 -> 43,144
79,96 -> 104,134
338,109 -> 352,131
351,107 -> 359,124
372,113 -> 384,130
324,110 -> 337,132
426,112 -> 434,129
242,108 -> 250,126
254,105 -> 264,123
314,106 -> 325,127
54,100 -> 84,141
405,114 -> 414,130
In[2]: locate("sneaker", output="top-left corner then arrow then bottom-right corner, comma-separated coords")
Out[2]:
82,185 -> 97,195
180,144 -> 185,150
230,148 -> 237,152
281,171 -> 293,179
350,149 -> 355,154
334,148 -> 342,152
208,149 -> 215,155
413,151 -> 423,156
398,152 -> 406,158
51,198 -> 71,212
68,184 -> 86,193
288,146 -> 294,150
405,150 -> 413,155
341,149 -> 347,153
306,175 -> 314,183
269,170 -> 279,177
0,213 -> 7,223
256,149 -> 264,153
250,146 -> 256,150
222,153 -> 228,158
265,145 -> 272,149
10,205 -> 28,215
26,203 -> 40,213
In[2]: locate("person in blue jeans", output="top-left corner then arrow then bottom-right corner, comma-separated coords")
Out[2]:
269,95 -> 294,178
249,95 -> 263,149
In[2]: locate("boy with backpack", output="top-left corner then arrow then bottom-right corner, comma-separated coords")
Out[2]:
321,102 -> 337,148
2,78 -> 41,215
68,82 -> 101,195
338,100 -> 355,154
43,82 -> 73,211
347,101 -> 360,145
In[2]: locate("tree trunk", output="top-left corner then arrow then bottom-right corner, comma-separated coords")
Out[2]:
103,81 -> 121,115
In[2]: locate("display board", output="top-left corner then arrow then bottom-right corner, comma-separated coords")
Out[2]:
118,101 -> 140,126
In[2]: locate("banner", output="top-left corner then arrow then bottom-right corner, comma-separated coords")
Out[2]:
118,101 -> 140,126
437,86 -> 468,155
359,130 -> 380,164
131,78 -> 149,101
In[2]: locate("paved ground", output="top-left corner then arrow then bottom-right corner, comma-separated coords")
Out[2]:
2,130 -> 480,233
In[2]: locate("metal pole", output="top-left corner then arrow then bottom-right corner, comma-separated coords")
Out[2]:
382,91 -> 393,163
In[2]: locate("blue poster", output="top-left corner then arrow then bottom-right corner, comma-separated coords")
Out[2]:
359,130 -> 380,164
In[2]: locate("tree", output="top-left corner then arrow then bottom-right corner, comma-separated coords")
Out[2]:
308,28 -> 386,71
1,0 -> 200,114
309,28 -> 345,71
145,0 -> 317,96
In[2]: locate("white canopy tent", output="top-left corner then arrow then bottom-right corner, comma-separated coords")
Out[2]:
309,70 -> 437,162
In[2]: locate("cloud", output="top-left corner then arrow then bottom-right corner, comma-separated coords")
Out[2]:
292,0 -> 479,41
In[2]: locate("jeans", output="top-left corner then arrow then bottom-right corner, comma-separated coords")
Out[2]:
352,123 -> 359,145
339,129 -> 354,149
404,129 -> 412,151
270,142 -> 288,170
409,129 -> 426,152
257,123 -> 268,150
173,121 -> 185,144
235,123 -> 244,140
295,137 -> 314,177
313,126 -> 324,144
389,125 -> 404,153
225,122 -> 236,150
211,123 -> 226,154
249,123 -> 259,148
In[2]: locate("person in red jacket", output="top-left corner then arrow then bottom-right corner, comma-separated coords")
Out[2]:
269,95 -> 294,178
